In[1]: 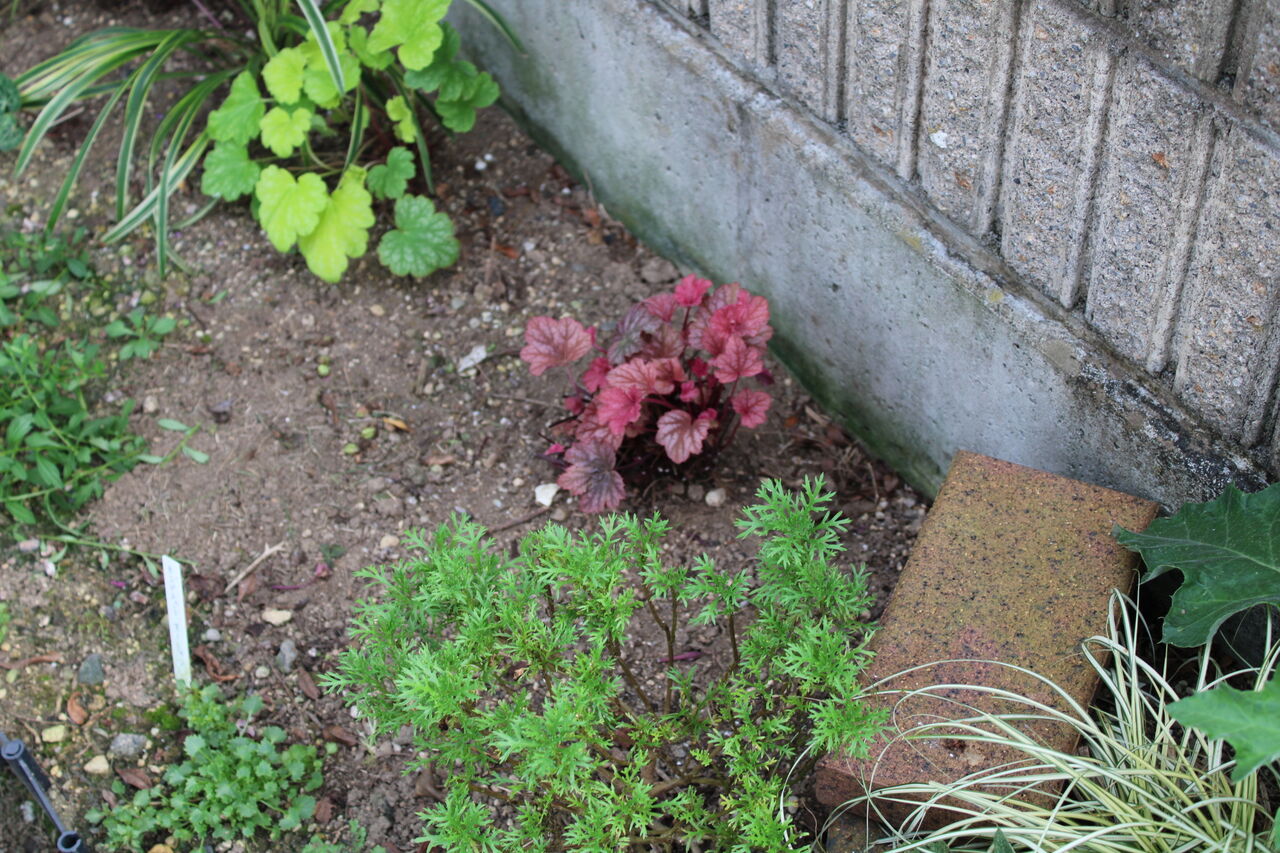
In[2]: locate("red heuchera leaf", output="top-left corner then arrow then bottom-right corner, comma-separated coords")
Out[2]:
712,335 -> 765,383
564,395 -> 585,415
656,408 -> 716,464
708,293 -> 770,342
675,275 -> 713,307
643,292 -> 678,323
731,388 -> 772,428
606,359 -> 669,395
608,304 -> 661,364
596,385 -> 647,434
546,443 -> 566,455
582,357 -> 611,393
557,441 -> 626,513
679,380 -> 701,403
652,357 -> 687,390
576,405 -> 625,448
641,323 -> 685,360
690,357 -> 709,378
521,316 -> 593,376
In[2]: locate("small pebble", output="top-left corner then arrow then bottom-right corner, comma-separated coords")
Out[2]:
687,484 -> 705,502
17,538 -> 40,553
142,395 -> 159,415
83,755 -> 111,776
276,639 -> 299,673
77,654 -> 105,685
369,304 -> 385,317
20,801 -> 34,823
253,665 -> 271,679
378,534 -> 398,549
534,483 -> 559,507
261,609 -> 293,626
109,733 -> 148,759
41,725 -> 68,744
705,488 -> 727,508
203,628 -> 222,642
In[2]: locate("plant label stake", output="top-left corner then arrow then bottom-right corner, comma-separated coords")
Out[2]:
162,555 -> 191,687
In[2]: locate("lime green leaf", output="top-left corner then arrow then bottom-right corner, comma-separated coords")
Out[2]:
433,75 -> 498,134
207,72 -> 265,145
1170,678 -> 1280,781
259,106 -> 313,158
1116,483 -> 1280,647
349,26 -> 393,70
255,166 -> 328,252
263,47 -> 307,104
201,143 -> 261,201
341,0 -> 380,24
367,0 -> 450,70
299,168 -> 375,283
157,419 -> 189,432
402,22 -> 463,95
303,52 -> 360,108
377,194 -> 459,278
0,113 -> 22,153
385,95 -> 416,143
367,146 -> 414,199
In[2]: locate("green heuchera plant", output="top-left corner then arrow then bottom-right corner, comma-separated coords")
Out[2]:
11,0 -> 514,282
87,685 -> 327,850
325,477 -> 885,851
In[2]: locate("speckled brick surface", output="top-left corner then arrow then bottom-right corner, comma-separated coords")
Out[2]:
815,451 -> 1157,829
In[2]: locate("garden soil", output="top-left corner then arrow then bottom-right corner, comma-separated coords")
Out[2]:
0,3 -> 925,849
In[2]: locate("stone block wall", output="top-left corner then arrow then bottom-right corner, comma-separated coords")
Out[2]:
452,0 -> 1279,505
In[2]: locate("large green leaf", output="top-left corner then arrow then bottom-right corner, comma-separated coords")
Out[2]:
255,166 -> 328,252
1170,678 -> 1280,781
207,72 -> 265,145
201,143 -> 261,201
367,0 -> 450,70
298,168 -> 374,283
1116,483 -> 1280,647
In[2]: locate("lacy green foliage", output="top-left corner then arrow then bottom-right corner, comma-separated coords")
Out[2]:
87,686 -> 327,851
0,231 -> 176,533
1116,482 -> 1280,647
11,0 -> 510,282
325,478 -> 884,851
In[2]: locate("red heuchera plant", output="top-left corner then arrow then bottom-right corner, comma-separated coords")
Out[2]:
521,276 -> 775,513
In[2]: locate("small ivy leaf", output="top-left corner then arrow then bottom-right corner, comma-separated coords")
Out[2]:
182,446 -> 210,464
259,106 -> 313,158
201,143 -> 261,201
367,0 -> 450,70
1116,482 -> 1280,647
207,72 -> 265,145
385,95 -> 417,144
366,146 -> 415,200
298,168 -> 375,283
656,409 -> 715,464
376,195 -> 459,278
712,335 -> 765,384
731,388 -> 772,428
255,166 -> 328,252
433,74 -> 499,134
1169,679 -> 1280,782
520,316 -> 593,376
557,441 -> 625,514
262,47 -> 306,104
157,418 -> 189,432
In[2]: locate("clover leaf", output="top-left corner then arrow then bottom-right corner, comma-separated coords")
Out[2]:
367,146 -> 414,200
299,168 -> 375,283
259,106 -> 312,158
207,72 -> 265,145
377,194 -> 459,278
367,0 -> 450,70
262,47 -> 306,104
255,165 -> 328,252
201,143 -> 261,201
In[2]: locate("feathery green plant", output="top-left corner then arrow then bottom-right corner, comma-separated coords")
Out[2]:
325,477 -> 886,851
9,0 -> 517,282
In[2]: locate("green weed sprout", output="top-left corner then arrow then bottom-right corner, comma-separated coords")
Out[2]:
325,477 -> 886,851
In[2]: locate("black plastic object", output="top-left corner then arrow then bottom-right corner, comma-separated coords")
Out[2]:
0,731 -> 92,852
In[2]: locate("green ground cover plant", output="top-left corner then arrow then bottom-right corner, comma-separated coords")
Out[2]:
0,228 -> 184,537
326,477 -> 886,851
87,684 -> 330,851
522,276 -> 776,513
9,0 -> 515,282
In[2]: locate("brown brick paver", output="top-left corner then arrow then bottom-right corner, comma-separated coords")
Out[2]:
815,451 -> 1158,829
